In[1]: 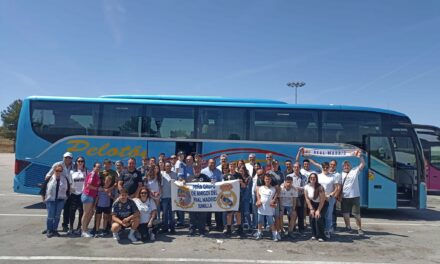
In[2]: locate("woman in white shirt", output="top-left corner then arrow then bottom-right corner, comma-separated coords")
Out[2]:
133,187 -> 157,242
68,156 -> 87,235
304,173 -> 328,242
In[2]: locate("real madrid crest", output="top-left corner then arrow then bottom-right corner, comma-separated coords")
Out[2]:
174,185 -> 194,209
217,183 -> 237,210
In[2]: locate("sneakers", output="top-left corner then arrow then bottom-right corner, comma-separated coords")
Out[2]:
113,232 -> 120,241
150,232 -> 156,241
73,229 -> 82,236
255,232 -> 263,240
318,238 -> 325,242
128,231 -> 137,242
81,231 -> 93,238
358,229 -> 365,236
324,231 -> 331,239
46,231 -> 53,238
344,226 -> 352,233
273,233 -> 279,242
62,226 -> 69,232
276,232 -> 281,241
288,232 -> 296,239
311,236 -> 316,240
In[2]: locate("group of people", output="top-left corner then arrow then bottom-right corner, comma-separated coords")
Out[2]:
42,147 -> 365,243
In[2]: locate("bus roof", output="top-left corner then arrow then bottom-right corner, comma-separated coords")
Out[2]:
25,95 -> 408,117
100,94 -> 288,104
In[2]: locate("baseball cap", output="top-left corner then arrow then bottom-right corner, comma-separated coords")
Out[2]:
63,152 -> 73,158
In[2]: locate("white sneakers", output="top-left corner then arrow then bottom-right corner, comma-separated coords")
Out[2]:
81,232 -> 93,238
113,232 -> 120,241
128,231 -> 137,242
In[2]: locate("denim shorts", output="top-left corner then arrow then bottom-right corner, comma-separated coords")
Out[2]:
258,214 -> 274,226
281,206 -> 293,216
81,193 -> 94,204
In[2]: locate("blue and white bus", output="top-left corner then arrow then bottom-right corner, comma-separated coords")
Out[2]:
14,95 -> 426,209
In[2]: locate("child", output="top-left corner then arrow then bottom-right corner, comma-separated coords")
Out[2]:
94,175 -> 115,237
256,173 -> 278,242
279,176 -> 297,239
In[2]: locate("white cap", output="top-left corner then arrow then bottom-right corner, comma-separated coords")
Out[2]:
63,152 -> 73,158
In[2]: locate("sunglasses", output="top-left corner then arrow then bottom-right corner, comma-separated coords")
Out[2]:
77,160 -> 84,163
55,170 -> 63,173
140,192 -> 148,195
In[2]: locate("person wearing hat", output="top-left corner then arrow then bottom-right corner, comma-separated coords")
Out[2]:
44,151 -> 74,233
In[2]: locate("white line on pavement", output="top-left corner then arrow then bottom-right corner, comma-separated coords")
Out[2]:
0,193 -> 37,197
0,213 -> 46,217
0,256 -> 390,264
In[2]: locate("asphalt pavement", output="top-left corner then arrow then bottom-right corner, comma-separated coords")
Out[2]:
0,153 -> 439,264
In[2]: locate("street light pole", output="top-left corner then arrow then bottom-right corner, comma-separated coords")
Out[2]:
287,81 -> 306,104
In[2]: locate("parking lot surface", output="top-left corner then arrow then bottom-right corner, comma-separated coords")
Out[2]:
0,153 -> 439,264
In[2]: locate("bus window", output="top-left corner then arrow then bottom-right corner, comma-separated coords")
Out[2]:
322,111 -> 381,147
249,109 -> 318,142
145,105 -> 195,139
198,108 -> 247,140
101,104 -> 143,137
431,146 -> 440,169
31,101 -> 99,142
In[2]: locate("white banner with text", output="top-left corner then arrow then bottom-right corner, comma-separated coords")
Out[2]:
302,148 -> 359,157
171,179 -> 240,212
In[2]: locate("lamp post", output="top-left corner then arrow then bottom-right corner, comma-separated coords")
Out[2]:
287,81 -> 306,104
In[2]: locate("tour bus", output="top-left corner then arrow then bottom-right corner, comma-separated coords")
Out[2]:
415,125 -> 440,191
14,95 -> 427,209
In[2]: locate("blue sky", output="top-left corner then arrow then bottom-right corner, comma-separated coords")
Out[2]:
0,0 -> 439,127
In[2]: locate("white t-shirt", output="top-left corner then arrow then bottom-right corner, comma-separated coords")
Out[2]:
133,198 -> 157,224
280,184 -> 296,207
70,170 -> 86,195
341,166 -> 362,198
318,173 -> 337,195
161,171 -> 177,198
330,171 -> 342,185
258,186 -> 276,216
304,184 -> 321,203
245,163 -> 255,177
300,168 -> 315,179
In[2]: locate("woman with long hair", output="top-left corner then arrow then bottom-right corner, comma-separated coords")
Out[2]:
81,162 -> 101,238
304,173 -> 328,242
133,187 -> 158,242
68,156 -> 87,236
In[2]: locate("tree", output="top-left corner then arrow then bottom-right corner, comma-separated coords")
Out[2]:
1,99 -> 22,143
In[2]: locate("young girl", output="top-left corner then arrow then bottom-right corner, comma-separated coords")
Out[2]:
144,165 -> 162,218
304,173 -> 328,242
94,175 -> 116,237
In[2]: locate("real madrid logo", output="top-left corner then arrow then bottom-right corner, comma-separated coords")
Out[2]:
217,183 -> 237,210
174,185 -> 194,209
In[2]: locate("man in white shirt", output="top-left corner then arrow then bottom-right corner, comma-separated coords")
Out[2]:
246,153 -> 256,176
341,150 -> 365,235
161,162 -> 177,233
216,154 -> 228,171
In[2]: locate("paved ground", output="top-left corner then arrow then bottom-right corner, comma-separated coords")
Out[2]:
0,153 -> 439,264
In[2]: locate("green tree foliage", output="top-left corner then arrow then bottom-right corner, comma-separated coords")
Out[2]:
1,99 -> 22,142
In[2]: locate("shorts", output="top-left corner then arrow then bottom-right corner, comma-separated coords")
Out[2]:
258,214 -> 274,226
341,197 -> 361,215
96,206 -> 111,214
81,193 -> 94,204
281,206 -> 293,216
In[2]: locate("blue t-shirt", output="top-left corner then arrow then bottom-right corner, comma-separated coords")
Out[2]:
97,190 -> 111,208
112,199 -> 139,219
119,169 -> 142,195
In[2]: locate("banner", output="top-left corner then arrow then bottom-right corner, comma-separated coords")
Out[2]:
302,148 -> 359,157
171,179 -> 240,212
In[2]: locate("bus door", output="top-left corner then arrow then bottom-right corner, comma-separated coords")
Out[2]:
426,145 -> 440,190
366,136 -> 397,209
